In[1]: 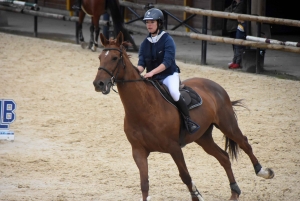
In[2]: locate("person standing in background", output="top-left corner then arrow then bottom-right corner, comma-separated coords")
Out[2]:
224,0 -> 247,66
229,20 -> 247,69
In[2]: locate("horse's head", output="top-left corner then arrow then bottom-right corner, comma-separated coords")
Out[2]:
93,32 -> 126,94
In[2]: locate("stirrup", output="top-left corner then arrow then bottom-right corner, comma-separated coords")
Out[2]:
185,118 -> 200,134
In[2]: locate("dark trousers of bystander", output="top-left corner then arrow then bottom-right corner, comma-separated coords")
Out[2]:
232,22 -> 246,65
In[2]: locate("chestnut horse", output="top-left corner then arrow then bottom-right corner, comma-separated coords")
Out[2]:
93,32 -> 274,201
77,0 -> 138,51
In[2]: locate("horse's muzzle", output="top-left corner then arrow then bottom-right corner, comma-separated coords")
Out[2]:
93,80 -> 111,94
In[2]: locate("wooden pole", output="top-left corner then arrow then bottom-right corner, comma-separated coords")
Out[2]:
119,1 -> 300,28
0,5 -> 109,26
124,23 -> 300,54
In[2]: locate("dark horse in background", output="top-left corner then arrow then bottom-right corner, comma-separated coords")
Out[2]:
76,0 -> 138,52
93,32 -> 275,201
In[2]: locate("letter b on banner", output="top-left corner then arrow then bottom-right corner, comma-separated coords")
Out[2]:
0,99 -> 17,129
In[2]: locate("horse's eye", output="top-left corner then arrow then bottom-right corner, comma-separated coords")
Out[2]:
112,57 -> 118,61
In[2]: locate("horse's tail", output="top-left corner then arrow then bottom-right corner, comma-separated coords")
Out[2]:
106,0 -> 138,51
225,99 -> 248,160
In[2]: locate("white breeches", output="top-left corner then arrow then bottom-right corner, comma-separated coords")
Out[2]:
162,72 -> 180,101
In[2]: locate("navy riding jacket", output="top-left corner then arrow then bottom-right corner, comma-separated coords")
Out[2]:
138,30 -> 180,80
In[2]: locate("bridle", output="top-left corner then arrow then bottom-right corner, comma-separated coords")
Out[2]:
97,47 -> 145,93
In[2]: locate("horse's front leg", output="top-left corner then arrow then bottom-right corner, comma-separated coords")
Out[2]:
132,146 -> 151,201
170,144 -> 204,201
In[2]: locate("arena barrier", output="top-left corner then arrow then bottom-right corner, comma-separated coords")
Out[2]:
1,1 -> 299,72
119,0 -> 300,72
0,5 -> 109,27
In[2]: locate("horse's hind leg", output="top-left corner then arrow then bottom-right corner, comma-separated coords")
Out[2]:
88,22 -> 94,50
78,10 -> 86,48
170,144 -> 204,201
218,107 -> 275,180
195,125 -> 240,200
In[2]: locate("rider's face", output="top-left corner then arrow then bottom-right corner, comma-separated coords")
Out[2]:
145,20 -> 158,33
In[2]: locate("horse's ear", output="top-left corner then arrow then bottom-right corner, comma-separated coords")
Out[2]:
116,32 -> 124,46
100,33 -> 109,47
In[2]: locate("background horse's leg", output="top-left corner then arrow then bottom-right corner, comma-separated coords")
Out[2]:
91,15 -> 101,52
88,20 -> 94,51
132,147 -> 150,201
78,10 -> 87,48
106,0 -> 138,51
217,104 -> 275,179
170,144 -> 204,201
195,125 -> 240,200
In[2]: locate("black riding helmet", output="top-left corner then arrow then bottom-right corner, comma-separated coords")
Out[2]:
143,8 -> 164,31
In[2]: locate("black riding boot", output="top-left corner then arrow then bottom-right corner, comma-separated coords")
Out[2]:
176,96 -> 200,134
72,0 -> 82,10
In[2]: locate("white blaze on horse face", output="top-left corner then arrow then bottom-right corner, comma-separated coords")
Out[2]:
105,50 -> 109,57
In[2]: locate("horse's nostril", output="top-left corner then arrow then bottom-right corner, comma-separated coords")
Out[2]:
93,80 -> 104,88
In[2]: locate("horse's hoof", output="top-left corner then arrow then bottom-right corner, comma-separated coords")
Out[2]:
267,168 -> 275,179
257,167 -> 275,179
139,196 -> 151,201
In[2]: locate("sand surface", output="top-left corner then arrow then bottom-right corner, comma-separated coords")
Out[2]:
0,33 -> 300,201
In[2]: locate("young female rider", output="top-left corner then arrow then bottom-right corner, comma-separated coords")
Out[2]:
137,8 -> 200,134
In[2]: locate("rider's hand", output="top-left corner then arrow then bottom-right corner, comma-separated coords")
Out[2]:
144,71 -> 154,79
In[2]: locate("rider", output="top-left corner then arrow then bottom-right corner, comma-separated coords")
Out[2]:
137,8 -> 200,134
72,0 -> 82,11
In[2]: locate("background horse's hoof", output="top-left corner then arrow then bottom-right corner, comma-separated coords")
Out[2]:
91,45 -> 97,52
80,42 -> 87,49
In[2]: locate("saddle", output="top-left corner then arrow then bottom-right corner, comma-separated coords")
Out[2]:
148,80 -> 203,147
148,80 -> 202,110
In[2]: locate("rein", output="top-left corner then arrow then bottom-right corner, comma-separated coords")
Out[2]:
98,47 -> 145,93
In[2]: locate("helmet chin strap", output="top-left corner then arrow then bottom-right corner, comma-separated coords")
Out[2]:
150,21 -> 161,35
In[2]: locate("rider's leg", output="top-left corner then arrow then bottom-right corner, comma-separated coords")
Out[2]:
163,73 -> 200,134
175,95 -> 200,134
